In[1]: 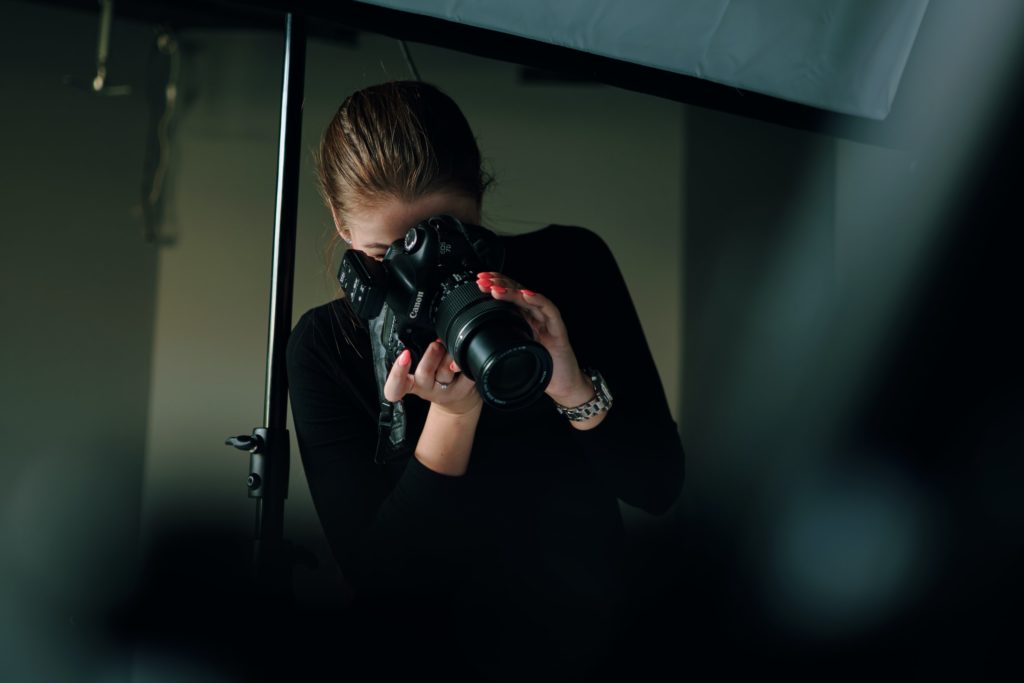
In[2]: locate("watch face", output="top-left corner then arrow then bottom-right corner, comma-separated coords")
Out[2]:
593,371 -> 611,401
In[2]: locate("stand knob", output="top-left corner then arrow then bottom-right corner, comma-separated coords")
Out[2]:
225,434 -> 264,452
226,428 -> 271,499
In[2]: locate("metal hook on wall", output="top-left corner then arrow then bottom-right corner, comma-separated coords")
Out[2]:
141,27 -> 181,245
62,0 -> 132,95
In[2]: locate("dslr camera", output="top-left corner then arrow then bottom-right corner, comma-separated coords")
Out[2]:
338,214 -> 552,410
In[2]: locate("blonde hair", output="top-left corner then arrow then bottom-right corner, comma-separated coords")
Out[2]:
312,81 -> 495,349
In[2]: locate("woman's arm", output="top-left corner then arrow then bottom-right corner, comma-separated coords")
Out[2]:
380,340 -> 485,477
478,225 -> 684,515
554,226 -> 686,516
415,401 -> 483,476
285,308 -> 476,605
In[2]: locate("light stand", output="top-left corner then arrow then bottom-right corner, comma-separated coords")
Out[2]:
225,11 -> 312,600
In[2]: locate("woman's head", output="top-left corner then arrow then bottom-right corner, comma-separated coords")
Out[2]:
315,80 -> 493,257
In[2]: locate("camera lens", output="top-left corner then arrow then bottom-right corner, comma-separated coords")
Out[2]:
464,323 -> 550,407
488,352 -> 542,398
437,280 -> 552,410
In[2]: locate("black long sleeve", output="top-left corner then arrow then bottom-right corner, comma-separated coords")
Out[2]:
561,227 -> 688,516
285,223 -> 685,676
285,308 -> 473,606
542,225 -> 686,516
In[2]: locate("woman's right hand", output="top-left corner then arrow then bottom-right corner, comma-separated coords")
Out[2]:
383,339 -> 483,416
388,340 -> 482,477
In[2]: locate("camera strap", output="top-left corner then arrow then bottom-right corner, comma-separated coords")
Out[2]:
368,306 -> 412,465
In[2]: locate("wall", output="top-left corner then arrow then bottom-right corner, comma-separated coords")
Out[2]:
0,2 -> 158,680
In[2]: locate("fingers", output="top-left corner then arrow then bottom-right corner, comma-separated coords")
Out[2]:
477,272 -> 567,342
435,347 -> 456,384
413,340 -> 447,394
382,335 -> 479,412
422,342 -> 478,409
476,272 -> 537,305
384,339 -> 464,403
515,289 -> 567,337
383,348 -> 414,402
477,271 -> 522,295
477,271 -> 537,319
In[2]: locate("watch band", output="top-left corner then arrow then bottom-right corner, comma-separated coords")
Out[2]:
553,366 -> 613,421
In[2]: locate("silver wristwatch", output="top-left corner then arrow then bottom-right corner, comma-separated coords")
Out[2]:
553,367 -> 613,421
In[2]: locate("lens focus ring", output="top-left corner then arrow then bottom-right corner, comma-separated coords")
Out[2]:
435,278 -> 494,343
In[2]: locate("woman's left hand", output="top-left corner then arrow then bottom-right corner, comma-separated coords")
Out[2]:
461,271 -> 593,407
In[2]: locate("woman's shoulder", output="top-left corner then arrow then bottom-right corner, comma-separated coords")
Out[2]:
288,297 -> 368,367
291,297 -> 355,339
501,223 -> 617,277
505,223 -> 610,251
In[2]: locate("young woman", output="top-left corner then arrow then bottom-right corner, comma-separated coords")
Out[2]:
286,80 -> 684,681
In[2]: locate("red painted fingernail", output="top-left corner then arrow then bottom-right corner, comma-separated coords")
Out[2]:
492,286 -> 506,293
521,289 -> 536,297
450,361 -> 458,372
398,349 -> 411,366
477,276 -> 491,284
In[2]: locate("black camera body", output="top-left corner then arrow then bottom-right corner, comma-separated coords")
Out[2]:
338,214 -> 552,410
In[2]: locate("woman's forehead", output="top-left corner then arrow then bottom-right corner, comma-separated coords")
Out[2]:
347,191 -> 480,241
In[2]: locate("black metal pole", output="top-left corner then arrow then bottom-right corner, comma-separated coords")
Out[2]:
254,10 -> 306,596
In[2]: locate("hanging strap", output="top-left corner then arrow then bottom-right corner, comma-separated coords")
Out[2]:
368,306 -> 412,465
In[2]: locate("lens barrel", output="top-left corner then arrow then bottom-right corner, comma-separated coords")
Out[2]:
437,279 -> 552,410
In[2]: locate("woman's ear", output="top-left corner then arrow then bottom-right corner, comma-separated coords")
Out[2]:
328,203 -> 351,243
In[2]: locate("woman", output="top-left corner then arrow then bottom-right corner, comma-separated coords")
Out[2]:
286,80 -> 684,681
